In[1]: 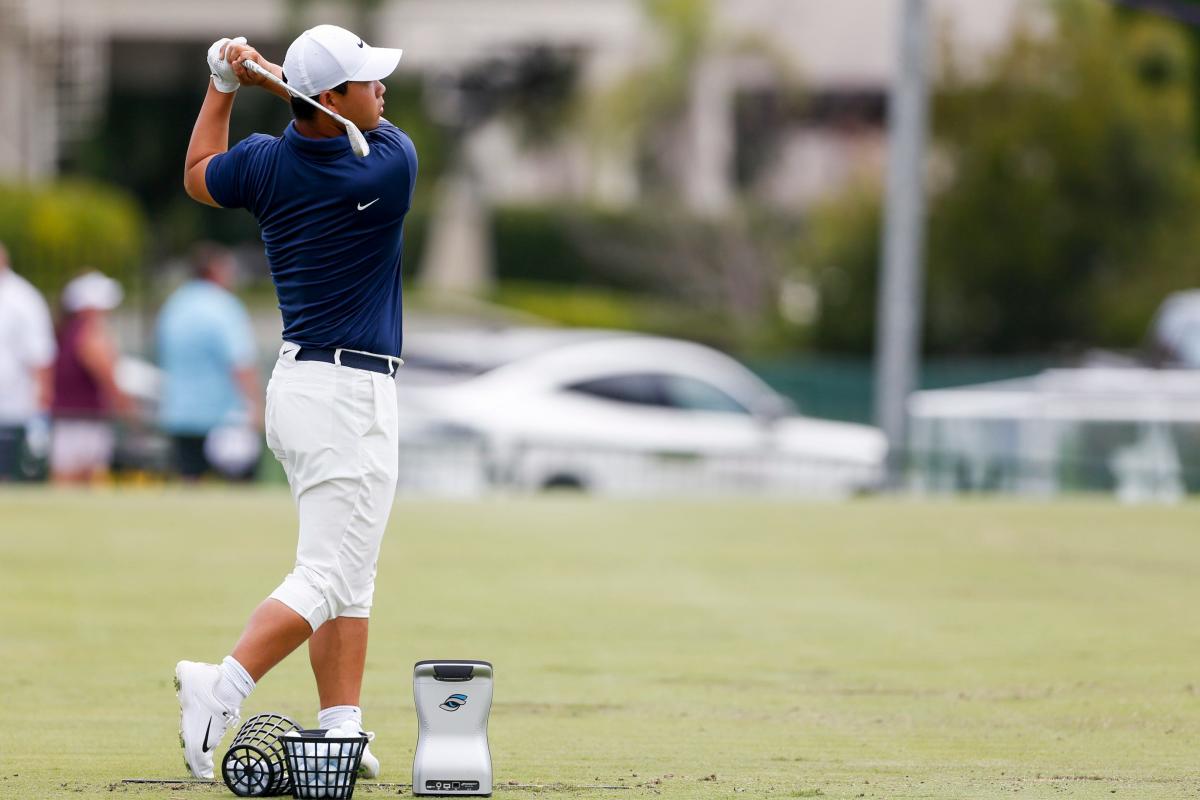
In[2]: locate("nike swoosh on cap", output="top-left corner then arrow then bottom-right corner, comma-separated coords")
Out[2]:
357,39 -> 364,48
357,199 -> 380,210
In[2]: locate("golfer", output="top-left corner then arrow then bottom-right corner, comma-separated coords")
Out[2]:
174,25 -> 416,781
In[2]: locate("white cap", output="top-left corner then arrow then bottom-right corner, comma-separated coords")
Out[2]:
61,270 -> 123,313
283,24 -> 403,96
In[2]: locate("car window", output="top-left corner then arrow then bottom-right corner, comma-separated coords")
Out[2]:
565,374 -> 669,407
661,375 -> 751,414
566,372 -> 750,414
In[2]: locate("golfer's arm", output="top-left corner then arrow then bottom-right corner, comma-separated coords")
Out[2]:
184,81 -> 235,207
225,46 -> 290,104
257,62 -> 291,103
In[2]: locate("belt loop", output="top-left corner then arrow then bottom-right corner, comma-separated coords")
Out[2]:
334,348 -> 343,367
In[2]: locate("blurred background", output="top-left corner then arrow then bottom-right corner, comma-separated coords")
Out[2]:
4,0 -> 1200,499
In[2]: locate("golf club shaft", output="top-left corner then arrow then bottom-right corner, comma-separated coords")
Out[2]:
241,59 -> 355,129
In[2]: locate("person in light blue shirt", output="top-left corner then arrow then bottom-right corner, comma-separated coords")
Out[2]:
157,243 -> 261,479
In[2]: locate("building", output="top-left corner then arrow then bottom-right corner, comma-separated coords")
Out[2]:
0,0 -> 1026,210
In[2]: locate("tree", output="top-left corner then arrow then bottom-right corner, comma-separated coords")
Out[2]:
0,181 -> 146,298
806,0 -> 1200,355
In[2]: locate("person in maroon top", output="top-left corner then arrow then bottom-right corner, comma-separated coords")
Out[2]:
50,271 -> 133,484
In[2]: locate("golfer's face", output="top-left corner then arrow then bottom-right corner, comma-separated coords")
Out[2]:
336,80 -> 386,131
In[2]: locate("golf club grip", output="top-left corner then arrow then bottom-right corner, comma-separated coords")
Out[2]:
241,59 -> 287,91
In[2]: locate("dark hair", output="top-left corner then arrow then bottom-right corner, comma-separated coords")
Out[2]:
284,72 -> 349,121
190,241 -> 233,280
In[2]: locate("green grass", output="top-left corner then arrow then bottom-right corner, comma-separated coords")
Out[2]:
2,491 -> 1199,799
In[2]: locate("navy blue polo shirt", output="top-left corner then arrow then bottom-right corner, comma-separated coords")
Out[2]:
205,120 -> 417,357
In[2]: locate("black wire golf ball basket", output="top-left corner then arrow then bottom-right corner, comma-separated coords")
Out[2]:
281,729 -> 368,800
221,712 -> 302,797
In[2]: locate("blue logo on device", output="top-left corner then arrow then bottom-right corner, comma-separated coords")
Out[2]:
439,693 -> 468,712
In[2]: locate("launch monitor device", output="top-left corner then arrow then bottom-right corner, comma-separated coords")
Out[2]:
412,660 -> 493,796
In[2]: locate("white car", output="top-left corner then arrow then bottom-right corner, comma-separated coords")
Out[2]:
395,328 -> 886,496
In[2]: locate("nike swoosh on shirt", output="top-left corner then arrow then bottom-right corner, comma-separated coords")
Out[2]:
357,199 -> 380,210
202,717 -> 213,752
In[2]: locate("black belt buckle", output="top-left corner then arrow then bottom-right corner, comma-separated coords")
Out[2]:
296,347 -> 396,376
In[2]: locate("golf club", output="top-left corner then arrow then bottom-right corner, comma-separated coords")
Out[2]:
240,59 -> 370,158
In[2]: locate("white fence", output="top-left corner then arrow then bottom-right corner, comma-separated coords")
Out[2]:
908,368 -> 1200,500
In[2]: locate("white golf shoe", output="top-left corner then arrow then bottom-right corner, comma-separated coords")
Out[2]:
332,719 -> 380,779
174,660 -> 240,779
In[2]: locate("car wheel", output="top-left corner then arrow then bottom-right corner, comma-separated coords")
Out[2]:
541,473 -> 587,492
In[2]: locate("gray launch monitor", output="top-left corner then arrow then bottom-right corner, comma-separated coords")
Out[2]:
412,660 -> 493,796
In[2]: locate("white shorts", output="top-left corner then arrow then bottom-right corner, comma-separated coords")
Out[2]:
265,344 -> 399,630
51,419 -> 116,475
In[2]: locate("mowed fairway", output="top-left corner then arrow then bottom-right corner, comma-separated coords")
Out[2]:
2,491 -> 1199,799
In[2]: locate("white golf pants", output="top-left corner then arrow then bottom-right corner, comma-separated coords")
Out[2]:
264,344 -> 399,630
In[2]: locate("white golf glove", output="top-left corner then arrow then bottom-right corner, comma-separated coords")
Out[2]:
207,36 -> 246,93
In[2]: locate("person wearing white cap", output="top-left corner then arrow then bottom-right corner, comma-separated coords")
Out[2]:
0,242 -> 56,481
174,24 -> 416,782
49,270 -> 133,484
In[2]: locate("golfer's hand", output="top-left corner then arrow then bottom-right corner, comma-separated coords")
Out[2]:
207,36 -> 245,93
226,42 -> 281,89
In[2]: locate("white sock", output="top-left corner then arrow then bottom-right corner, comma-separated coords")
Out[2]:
214,655 -> 255,710
318,705 -> 362,731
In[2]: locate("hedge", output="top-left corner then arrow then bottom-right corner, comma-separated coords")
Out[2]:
0,181 -> 146,299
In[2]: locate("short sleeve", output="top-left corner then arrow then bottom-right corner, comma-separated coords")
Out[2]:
205,134 -> 277,211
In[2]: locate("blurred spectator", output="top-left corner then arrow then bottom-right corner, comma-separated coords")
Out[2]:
51,270 -> 132,484
0,242 -> 56,481
156,243 -> 261,481
1146,290 -> 1200,368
